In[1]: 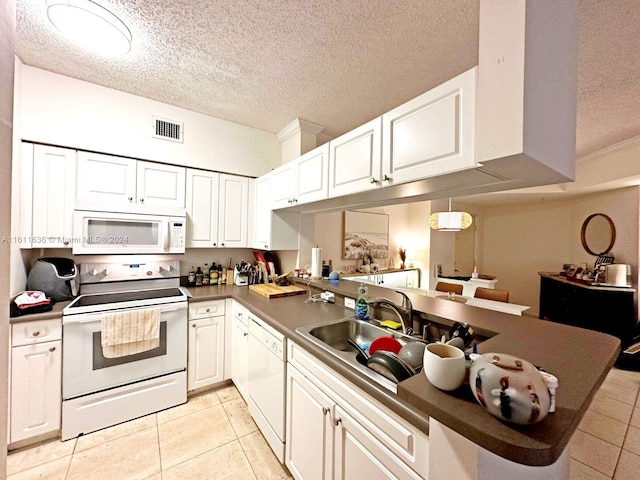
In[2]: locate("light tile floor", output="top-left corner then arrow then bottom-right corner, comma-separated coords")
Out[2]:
7,383 -> 292,480
7,368 -> 640,479
570,367 -> 640,479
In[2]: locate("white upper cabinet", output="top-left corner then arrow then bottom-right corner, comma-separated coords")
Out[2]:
271,143 -> 330,209
186,170 -> 249,248
254,173 -> 272,250
218,173 -> 249,248
270,162 -> 296,209
328,117 -> 382,197
186,169 -> 219,248
295,144 -> 330,205
136,161 -> 186,208
77,153 -> 186,208
22,143 -> 77,248
382,68 -> 476,186
76,152 -> 136,205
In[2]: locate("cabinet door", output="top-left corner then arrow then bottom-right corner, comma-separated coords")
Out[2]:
295,144 -> 330,205
188,317 -> 225,391
328,117 -> 382,197
231,316 -> 249,402
382,68 -> 476,186
271,162 -> 296,209
218,174 -> 249,248
333,405 -> 422,480
76,151 -> 136,205
286,365 -> 334,480
253,173 -> 272,250
10,340 -> 62,443
136,161 -> 186,208
186,169 -> 219,248
31,145 -> 76,247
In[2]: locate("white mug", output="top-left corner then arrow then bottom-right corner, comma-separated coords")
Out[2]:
423,343 -> 466,391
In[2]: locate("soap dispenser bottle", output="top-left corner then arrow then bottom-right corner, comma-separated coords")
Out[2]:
356,282 -> 369,320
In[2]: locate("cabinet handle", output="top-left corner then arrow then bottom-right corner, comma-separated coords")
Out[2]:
140,198 -> 145,203
213,243 -> 217,247
322,407 -> 329,416
334,417 -> 342,426
49,346 -> 56,352
287,199 -> 293,204
243,332 -> 249,337
192,324 -> 196,328
32,330 -> 40,337
370,177 -> 377,184
128,196 -> 133,201
293,198 -> 298,204
221,243 -> 225,247
63,240 -> 69,246
382,174 -> 390,182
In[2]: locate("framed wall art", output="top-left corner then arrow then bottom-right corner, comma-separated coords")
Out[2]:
343,211 -> 389,260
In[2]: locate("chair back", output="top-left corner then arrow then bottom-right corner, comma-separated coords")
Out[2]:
435,282 -> 463,295
474,287 -> 509,303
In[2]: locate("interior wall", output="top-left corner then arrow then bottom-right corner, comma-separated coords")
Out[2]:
0,0 -> 15,471
314,202 -> 431,287
477,187 -> 640,317
19,66 -> 281,177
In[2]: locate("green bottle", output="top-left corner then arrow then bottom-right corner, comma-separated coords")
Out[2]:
356,282 -> 369,320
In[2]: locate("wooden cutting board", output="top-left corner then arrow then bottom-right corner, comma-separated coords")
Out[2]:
249,283 -> 306,298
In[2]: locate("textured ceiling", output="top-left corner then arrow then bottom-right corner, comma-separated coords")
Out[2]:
14,1 -> 640,159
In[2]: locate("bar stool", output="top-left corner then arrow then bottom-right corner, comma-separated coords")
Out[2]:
474,287 -> 509,303
435,282 -> 463,295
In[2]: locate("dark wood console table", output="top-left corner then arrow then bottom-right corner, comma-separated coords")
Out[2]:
539,273 -> 639,368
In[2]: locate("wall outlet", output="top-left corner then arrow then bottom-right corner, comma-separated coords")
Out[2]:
344,297 -> 355,309
320,291 -> 335,303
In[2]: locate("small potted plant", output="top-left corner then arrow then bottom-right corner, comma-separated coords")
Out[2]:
398,247 -> 407,269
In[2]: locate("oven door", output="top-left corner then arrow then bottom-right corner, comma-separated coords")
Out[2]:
62,302 -> 187,399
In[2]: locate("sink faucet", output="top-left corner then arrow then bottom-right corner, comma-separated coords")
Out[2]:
367,291 -> 414,336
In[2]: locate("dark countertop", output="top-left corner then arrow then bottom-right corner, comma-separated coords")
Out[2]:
12,280 -> 620,466
9,300 -> 70,323
187,279 -> 620,467
539,272 -> 636,292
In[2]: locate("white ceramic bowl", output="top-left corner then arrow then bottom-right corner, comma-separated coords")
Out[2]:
422,343 -> 466,391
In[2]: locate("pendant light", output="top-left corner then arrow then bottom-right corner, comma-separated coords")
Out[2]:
429,198 -> 473,231
46,0 -> 132,56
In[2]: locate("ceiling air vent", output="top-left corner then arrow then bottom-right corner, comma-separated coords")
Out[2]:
152,117 -> 184,143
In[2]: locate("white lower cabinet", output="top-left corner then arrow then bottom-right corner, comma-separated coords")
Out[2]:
188,300 -> 225,391
10,319 -> 62,444
286,342 -> 428,480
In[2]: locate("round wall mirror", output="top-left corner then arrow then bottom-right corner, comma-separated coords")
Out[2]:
581,213 -> 616,256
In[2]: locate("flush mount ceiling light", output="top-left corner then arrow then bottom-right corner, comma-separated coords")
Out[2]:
429,198 -> 473,232
46,0 -> 132,56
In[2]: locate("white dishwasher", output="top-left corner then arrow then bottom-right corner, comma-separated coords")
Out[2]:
247,314 -> 286,463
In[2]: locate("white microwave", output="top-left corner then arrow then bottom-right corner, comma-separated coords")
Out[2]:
72,208 -> 186,255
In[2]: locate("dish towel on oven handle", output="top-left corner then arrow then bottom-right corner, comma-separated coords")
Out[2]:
101,307 -> 161,358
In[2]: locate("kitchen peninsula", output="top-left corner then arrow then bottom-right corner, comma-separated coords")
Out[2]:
183,278 -> 620,479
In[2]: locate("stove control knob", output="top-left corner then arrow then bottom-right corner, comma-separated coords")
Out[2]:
103,268 -> 110,276
90,269 -> 98,276
158,266 -> 164,273
147,271 -> 153,276
168,265 -> 174,272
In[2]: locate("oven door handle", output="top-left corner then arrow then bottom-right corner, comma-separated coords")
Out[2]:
63,304 -> 186,324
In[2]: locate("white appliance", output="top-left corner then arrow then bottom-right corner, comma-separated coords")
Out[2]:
247,314 -> 286,462
61,260 -> 188,440
72,206 -> 186,255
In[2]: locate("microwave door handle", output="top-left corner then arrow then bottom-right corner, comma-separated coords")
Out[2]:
164,221 -> 170,251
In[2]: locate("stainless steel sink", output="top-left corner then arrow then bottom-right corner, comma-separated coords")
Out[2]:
296,317 -> 422,393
